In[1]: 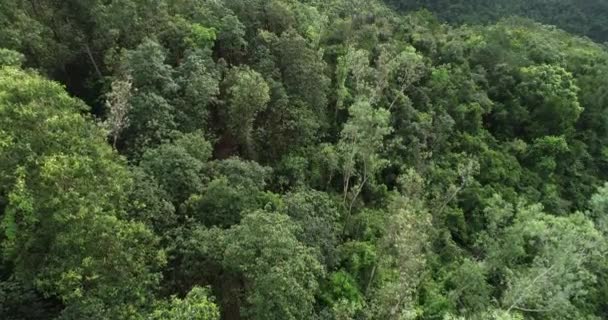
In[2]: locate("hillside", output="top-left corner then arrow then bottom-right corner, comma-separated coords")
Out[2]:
384,0 -> 608,43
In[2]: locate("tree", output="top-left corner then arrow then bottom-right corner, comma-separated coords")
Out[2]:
222,210 -> 323,320
384,0 -> 608,43
0,48 -> 24,67
125,167 -> 176,233
0,278 -> 61,320
274,29 -> 330,114
336,47 -> 376,106
587,184 -> 608,317
253,79 -> 322,163
216,14 -> 247,63
589,183 -> 608,235
140,132 -> 212,204
223,66 -> 270,156
175,49 -> 219,133
119,39 -> 179,157
283,189 -> 342,268
446,259 -> 491,316
122,91 -> 177,158
104,75 -> 133,148
0,67 -> 164,318
339,99 -> 392,216
368,171 -> 432,320
125,38 -> 178,95
381,45 -> 427,110
150,286 -> 220,320
184,158 -> 273,228
517,64 -> 582,138
443,309 -> 524,320
480,196 -> 605,318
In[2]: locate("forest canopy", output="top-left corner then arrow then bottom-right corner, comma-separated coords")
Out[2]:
1,0 -> 608,319
384,0 -> 608,43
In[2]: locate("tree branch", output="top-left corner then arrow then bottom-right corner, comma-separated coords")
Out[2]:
506,264 -> 556,313
85,43 -> 103,79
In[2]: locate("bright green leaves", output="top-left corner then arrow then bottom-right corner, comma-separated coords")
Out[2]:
0,67 -> 91,191
339,100 -> 393,158
150,287 -> 220,320
368,187 -> 432,320
336,45 -> 426,111
0,48 -> 24,67
339,99 -> 392,214
1,168 -> 33,251
321,270 -> 365,318
336,48 -> 376,103
479,197 -> 605,318
186,24 -> 217,50
589,183 -> 608,235
517,64 -> 582,138
382,45 -> 427,107
0,68 -> 164,318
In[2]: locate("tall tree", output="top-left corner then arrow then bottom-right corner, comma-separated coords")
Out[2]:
339,99 -> 392,216
0,67 -> 164,318
222,210 -> 323,320
223,66 -> 270,157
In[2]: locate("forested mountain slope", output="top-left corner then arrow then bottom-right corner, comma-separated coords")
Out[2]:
384,0 -> 608,43
1,0 -> 608,319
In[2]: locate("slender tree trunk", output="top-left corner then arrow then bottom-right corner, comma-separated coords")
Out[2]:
365,264 -> 377,294
85,43 -> 103,79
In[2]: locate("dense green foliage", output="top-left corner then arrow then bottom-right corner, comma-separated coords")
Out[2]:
384,0 -> 608,43
1,0 -> 608,319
